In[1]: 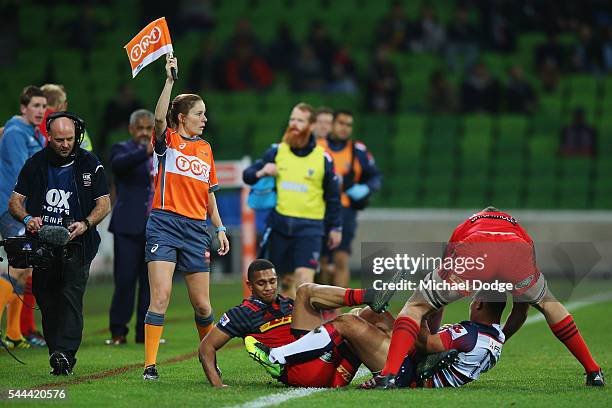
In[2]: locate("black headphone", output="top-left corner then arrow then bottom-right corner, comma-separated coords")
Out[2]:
46,111 -> 86,148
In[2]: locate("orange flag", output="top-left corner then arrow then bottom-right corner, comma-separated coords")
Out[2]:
124,17 -> 173,78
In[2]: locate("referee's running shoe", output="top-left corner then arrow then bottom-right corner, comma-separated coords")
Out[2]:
143,364 -> 159,381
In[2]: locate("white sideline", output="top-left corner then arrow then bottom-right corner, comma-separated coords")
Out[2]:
523,291 -> 612,325
227,367 -> 369,408
228,388 -> 326,408
228,293 -> 612,408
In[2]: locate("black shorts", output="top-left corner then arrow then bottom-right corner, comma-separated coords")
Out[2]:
267,230 -> 322,273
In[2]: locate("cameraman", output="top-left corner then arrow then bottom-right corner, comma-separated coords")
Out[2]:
8,112 -> 110,375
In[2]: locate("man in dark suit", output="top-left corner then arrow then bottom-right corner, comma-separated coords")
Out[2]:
106,109 -> 155,344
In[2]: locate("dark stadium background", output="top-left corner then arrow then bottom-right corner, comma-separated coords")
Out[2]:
1,0 -> 611,279
1,0 -> 610,209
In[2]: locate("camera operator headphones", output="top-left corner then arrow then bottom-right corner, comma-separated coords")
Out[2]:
46,111 -> 86,148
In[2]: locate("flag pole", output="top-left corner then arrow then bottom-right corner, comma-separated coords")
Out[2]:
169,52 -> 178,81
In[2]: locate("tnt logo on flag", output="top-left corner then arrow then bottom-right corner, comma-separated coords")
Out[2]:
124,17 -> 173,78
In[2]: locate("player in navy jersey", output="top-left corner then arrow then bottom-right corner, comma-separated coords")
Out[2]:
199,259 -> 396,388
380,291 -> 507,389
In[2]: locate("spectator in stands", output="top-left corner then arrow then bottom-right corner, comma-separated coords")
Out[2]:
522,0 -> 593,33
518,0 -> 558,32
375,0 -> 411,52
535,31 -> 566,73
176,0 -> 216,35
0,21 -> 15,67
571,24 -> 604,73
306,21 -> 338,81
188,39 -> 224,92
291,45 -> 326,92
445,5 -> 480,73
106,109 -> 155,345
226,18 -> 262,57
460,62 -> 501,113
327,45 -> 358,94
224,43 -> 274,91
267,22 -> 298,73
100,84 -> 142,156
504,65 -> 537,114
478,1 -> 516,52
66,4 -> 111,57
426,69 -> 457,114
410,3 -> 446,53
560,107 -> 597,157
539,59 -> 561,93
313,107 -> 334,140
364,46 -> 401,114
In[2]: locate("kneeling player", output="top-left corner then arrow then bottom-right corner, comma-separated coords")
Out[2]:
374,206 -> 604,388
198,259 -> 395,387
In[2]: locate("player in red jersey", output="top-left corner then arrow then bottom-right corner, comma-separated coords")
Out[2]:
371,206 -> 604,388
199,259 -> 394,388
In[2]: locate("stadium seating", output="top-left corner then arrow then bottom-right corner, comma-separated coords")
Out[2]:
3,1 -> 611,209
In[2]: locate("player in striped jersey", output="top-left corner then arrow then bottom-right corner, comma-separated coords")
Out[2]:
142,54 -> 230,380
383,291 -> 507,389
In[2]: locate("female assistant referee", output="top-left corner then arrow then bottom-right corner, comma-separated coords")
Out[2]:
143,54 -> 230,380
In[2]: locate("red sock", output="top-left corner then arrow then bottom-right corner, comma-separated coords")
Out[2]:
343,289 -> 365,306
20,277 -> 36,335
381,316 -> 420,376
550,315 -> 600,373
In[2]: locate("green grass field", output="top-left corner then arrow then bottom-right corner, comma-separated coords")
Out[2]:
1,279 -> 611,407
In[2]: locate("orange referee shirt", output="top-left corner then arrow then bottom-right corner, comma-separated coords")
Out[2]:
151,128 -> 219,220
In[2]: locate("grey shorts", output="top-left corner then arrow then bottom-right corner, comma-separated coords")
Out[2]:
420,268 -> 548,309
144,210 -> 212,273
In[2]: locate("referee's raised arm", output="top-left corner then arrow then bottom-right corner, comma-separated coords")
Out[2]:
154,54 -> 177,140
